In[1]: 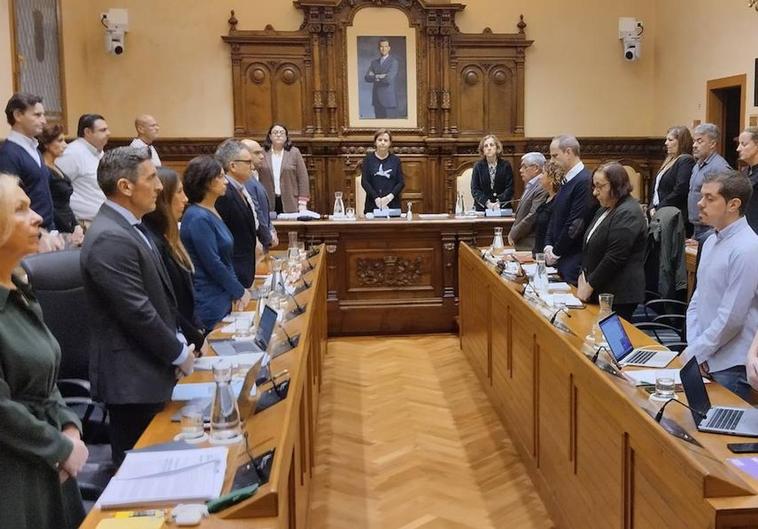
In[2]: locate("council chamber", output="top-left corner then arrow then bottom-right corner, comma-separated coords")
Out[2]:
1,1 -> 758,529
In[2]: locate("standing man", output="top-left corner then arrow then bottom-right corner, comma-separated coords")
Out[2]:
242,138 -> 278,250
56,114 -> 111,225
364,38 -> 400,118
687,123 -> 731,243
129,114 -> 161,167
543,135 -> 596,284
508,152 -> 548,250
214,139 -> 260,288
737,127 -> 758,233
684,170 -> 758,401
81,147 -> 194,464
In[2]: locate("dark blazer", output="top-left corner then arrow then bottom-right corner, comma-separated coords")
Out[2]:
365,54 -> 400,109
142,222 -> 206,350
651,154 -> 695,214
80,203 -> 182,404
582,195 -> 647,305
216,177 -> 258,288
245,176 -> 274,249
470,158 -> 514,211
545,167 -> 596,284
0,140 -> 56,229
257,146 -> 310,213
532,196 -> 555,257
48,166 -> 77,233
744,165 -> 758,234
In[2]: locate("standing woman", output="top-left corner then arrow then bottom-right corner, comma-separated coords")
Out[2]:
180,156 -> 251,330
37,124 -> 84,245
577,162 -> 647,321
258,123 -> 310,214
361,128 -> 405,214
0,174 -> 89,529
649,125 -> 695,220
532,161 -> 565,257
471,134 -> 514,211
142,167 -> 205,349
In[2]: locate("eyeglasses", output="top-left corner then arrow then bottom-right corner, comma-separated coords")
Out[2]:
233,159 -> 253,165
270,129 -> 286,136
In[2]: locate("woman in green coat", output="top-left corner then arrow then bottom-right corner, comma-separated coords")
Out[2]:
0,174 -> 89,528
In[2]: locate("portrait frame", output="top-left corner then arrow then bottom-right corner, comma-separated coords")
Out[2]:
346,7 -> 418,130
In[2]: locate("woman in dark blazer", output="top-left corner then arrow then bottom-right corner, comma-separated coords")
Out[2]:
577,162 -> 647,321
257,123 -> 310,214
649,125 -> 695,221
143,167 -> 205,350
532,160 -> 565,256
471,134 -> 514,211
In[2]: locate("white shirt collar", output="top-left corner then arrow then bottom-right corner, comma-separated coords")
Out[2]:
564,161 -> 585,183
7,130 -> 39,151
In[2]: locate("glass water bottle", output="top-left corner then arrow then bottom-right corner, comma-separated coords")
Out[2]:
210,361 -> 242,444
491,227 -> 505,256
586,292 -> 614,348
333,191 -> 345,217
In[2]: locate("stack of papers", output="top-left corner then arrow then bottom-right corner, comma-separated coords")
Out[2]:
276,210 -> 320,220
171,379 -> 247,401
624,368 -> 710,386
543,293 -> 584,308
194,352 -> 265,371
521,263 -> 557,276
97,447 -> 228,508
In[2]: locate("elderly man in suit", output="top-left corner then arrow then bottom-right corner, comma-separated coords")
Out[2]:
508,152 -> 548,250
81,146 -> 195,465
215,138 -> 261,288
543,135 -> 597,284
364,38 -> 400,118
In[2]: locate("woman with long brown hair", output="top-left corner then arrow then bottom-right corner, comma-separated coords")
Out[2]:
142,166 -> 205,349
649,125 -> 695,221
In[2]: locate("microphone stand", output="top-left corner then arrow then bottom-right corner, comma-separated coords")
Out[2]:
655,398 -> 707,423
278,322 -> 297,348
288,293 -> 305,315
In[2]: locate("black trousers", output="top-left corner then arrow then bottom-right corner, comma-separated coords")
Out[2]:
107,402 -> 165,465
275,195 -> 283,215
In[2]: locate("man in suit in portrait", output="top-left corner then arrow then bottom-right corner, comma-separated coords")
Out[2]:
215,138 -> 260,288
81,146 -> 195,465
364,38 -> 400,118
543,135 -> 597,284
509,152 -> 548,250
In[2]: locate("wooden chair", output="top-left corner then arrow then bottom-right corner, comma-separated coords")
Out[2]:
456,167 -> 474,211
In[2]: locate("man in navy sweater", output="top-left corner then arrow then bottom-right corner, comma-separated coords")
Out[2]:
0,93 -> 55,229
543,135 -> 597,284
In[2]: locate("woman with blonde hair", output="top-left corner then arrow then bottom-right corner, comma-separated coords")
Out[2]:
0,174 -> 88,528
143,166 -> 205,349
471,134 -> 514,211
531,160 -> 564,257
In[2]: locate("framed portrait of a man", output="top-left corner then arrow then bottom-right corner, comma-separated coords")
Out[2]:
358,36 -> 408,120
346,7 -> 417,129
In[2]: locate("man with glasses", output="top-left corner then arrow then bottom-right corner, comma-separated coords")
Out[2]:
214,138 -> 260,288
508,152 -> 548,250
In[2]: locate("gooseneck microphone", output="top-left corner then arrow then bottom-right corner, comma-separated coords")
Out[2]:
288,293 -> 305,314
654,398 -> 707,423
591,345 -> 609,365
278,322 -> 296,348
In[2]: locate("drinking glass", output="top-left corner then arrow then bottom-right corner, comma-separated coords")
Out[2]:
180,406 -> 205,441
654,377 -> 676,400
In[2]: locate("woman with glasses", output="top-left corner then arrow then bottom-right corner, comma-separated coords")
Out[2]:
577,162 -> 647,320
180,156 -> 251,329
258,123 -> 310,214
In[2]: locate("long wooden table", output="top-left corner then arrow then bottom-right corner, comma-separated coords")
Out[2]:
274,214 -> 513,335
458,243 -> 758,529
80,248 -> 328,529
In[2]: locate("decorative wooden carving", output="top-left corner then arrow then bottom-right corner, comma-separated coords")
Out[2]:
356,255 -> 423,287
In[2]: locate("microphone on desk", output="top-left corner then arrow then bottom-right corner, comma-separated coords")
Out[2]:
288,293 -> 305,315
654,398 -> 707,423
549,306 -> 572,325
300,276 -> 311,289
591,345 -> 609,365
278,322 -> 297,348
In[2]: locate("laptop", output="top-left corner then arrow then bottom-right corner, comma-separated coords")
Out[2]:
210,305 -> 279,356
680,357 -> 758,437
599,312 -> 677,368
172,355 -> 264,423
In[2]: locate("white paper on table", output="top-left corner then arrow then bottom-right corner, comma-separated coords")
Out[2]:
544,293 -> 584,308
547,282 -> 572,292
194,352 -> 265,371
624,368 -> 711,386
277,210 -> 320,220
219,311 -> 257,333
522,263 -> 557,276
97,447 -> 228,508
171,379 -> 246,401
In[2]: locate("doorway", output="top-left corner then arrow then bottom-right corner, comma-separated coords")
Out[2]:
706,74 -> 746,169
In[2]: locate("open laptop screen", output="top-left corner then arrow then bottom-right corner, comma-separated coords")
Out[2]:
254,305 -> 278,349
598,312 -> 633,361
680,357 -> 711,426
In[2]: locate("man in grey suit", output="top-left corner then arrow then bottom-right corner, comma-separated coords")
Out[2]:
508,152 -> 548,250
364,38 -> 400,118
81,146 -> 195,464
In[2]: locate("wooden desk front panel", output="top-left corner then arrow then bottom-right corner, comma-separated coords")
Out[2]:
458,244 -> 758,529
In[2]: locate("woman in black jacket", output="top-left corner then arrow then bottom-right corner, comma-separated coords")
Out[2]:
649,125 -> 695,223
470,134 -> 514,211
143,167 -> 206,349
532,160 -> 565,257
577,162 -> 647,321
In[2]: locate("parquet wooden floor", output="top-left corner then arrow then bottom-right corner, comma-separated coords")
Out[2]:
308,334 -> 556,529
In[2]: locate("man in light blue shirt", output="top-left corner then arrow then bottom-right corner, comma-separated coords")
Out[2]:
687,123 -> 731,243
684,169 -> 758,400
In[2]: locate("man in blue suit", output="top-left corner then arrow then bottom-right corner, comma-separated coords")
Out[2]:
543,135 -> 597,285
364,38 -> 400,118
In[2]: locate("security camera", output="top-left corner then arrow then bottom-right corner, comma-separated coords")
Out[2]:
101,9 -> 128,56
618,17 -> 643,62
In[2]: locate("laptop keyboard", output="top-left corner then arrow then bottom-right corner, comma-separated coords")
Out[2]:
705,408 -> 744,431
627,349 -> 656,364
